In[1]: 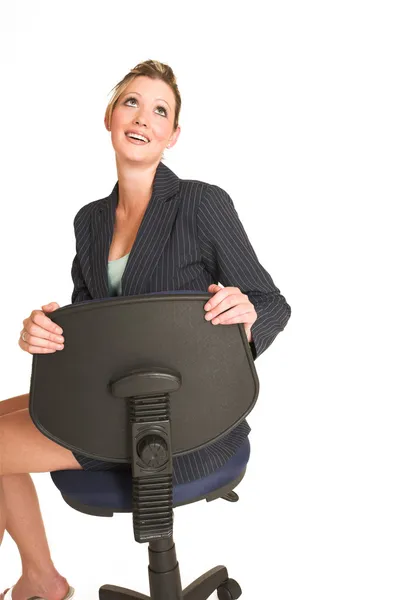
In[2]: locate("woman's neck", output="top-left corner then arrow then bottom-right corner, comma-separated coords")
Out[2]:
116,162 -> 157,218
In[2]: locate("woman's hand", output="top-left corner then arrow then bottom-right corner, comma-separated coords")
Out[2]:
204,284 -> 257,342
18,302 -> 65,355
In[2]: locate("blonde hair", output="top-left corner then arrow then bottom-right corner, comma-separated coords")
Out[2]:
104,59 -> 181,131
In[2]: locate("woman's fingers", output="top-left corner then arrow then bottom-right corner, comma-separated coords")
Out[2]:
29,310 -> 62,336
41,301 -> 61,314
19,341 -> 60,354
207,304 -> 254,325
204,293 -> 248,320
19,303 -> 64,355
19,325 -> 64,354
204,288 -> 257,328
20,327 -> 65,351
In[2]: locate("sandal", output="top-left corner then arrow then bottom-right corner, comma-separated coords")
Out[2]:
3,585 -> 75,599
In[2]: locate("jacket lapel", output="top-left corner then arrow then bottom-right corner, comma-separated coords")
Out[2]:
90,161 -> 180,298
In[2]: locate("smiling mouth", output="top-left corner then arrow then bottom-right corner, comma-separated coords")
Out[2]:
125,133 -> 150,144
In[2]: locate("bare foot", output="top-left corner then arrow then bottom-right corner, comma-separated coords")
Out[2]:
2,570 -> 71,600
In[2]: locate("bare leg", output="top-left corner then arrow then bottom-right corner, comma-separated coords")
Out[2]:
0,399 -> 82,600
0,395 -> 30,417
0,396 -> 53,558
1,474 -> 71,600
0,396 -> 26,547
0,477 -> 5,545
2,474 -> 54,571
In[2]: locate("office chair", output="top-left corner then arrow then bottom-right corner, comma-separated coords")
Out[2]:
29,292 -> 259,600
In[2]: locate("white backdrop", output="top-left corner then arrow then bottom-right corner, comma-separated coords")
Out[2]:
0,1 -> 399,598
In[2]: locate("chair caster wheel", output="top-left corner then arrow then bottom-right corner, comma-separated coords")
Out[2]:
217,578 -> 242,599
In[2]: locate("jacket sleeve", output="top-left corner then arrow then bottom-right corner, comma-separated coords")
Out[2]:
71,252 -> 92,304
71,211 -> 93,304
197,184 -> 291,360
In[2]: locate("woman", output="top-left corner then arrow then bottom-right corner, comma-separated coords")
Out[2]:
0,59 -> 291,599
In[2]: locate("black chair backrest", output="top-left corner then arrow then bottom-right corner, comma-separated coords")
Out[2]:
29,293 -> 259,463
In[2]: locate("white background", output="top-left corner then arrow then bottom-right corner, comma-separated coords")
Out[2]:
0,1 -> 399,598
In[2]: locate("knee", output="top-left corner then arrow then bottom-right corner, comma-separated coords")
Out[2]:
0,393 -> 29,417
0,426 -> 4,476
0,418 -> 8,476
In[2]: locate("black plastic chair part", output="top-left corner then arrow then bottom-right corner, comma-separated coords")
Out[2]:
29,292 -> 259,600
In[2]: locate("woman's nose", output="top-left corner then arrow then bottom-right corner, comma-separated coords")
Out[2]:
134,108 -> 149,127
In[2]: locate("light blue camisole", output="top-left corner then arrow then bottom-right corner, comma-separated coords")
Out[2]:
108,253 -> 129,296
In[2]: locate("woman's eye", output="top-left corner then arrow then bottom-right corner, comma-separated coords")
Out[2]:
125,97 -> 138,106
125,97 -> 167,117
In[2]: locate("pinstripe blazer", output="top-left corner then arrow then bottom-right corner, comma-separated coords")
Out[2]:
70,160 -> 291,484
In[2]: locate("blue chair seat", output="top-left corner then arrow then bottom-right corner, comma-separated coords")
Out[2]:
51,438 -> 250,511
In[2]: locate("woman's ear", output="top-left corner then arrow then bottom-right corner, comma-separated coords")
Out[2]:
168,125 -> 181,149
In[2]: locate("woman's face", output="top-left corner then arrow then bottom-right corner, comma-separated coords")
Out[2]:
106,75 -> 180,166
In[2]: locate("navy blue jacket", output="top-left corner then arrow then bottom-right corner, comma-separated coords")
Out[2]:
70,160 -> 291,483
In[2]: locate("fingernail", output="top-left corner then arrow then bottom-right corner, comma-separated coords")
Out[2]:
205,304 -> 211,311
56,327 -> 63,334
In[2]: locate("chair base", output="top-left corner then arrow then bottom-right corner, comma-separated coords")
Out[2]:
100,565 -> 241,600
99,538 -> 241,600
